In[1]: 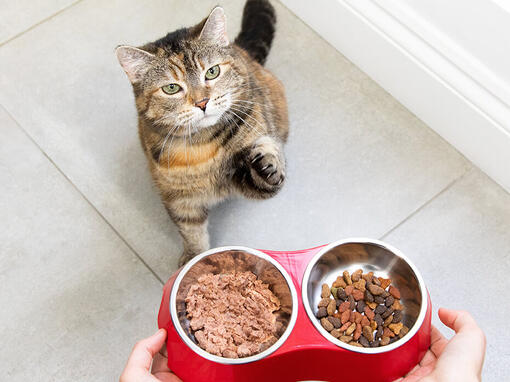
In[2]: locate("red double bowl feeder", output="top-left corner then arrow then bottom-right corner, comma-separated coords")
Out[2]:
158,238 -> 432,382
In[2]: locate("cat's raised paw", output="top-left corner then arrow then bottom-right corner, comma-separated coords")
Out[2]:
248,137 -> 285,188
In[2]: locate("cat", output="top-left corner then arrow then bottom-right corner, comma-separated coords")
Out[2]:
116,0 -> 288,266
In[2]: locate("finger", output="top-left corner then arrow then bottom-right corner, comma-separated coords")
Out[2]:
125,329 -> 167,372
438,308 -> 481,334
151,351 -> 171,374
429,326 -> 448,358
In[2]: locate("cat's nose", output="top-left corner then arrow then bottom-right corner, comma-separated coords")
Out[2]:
194,98 -> 210,111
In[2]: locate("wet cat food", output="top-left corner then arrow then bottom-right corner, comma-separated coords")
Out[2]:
185,271 -> 281,358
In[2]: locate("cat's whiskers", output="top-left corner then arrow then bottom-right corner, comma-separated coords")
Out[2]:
228,104 -> 267,135
226,108 -> 264,138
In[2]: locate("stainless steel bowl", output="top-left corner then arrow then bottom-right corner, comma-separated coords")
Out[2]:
169,246 -> 298,364
302,238 -> 428,354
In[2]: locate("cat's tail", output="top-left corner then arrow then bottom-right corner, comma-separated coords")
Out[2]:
234,0 -> 276,66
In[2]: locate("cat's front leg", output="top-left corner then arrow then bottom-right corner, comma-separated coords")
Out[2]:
233,136 -> 286,199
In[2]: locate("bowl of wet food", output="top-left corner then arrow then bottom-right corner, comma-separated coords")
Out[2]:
157,239 -> 431,382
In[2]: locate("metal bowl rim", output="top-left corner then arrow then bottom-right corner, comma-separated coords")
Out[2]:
302,237 -> 428,354
169,245 -> 299,364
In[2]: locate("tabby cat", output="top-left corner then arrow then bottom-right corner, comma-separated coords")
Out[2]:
116,0 -> 288,266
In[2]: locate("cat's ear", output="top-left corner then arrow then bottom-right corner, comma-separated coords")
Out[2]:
199,7 -> 229,46
115,46 -> 155,83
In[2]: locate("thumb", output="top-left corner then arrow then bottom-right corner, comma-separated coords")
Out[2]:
125,329 -> 167,372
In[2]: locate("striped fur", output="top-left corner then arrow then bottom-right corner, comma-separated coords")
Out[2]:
116,1 -> 288,266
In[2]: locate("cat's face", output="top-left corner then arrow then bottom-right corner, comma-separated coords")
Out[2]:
117,8 -> 245,136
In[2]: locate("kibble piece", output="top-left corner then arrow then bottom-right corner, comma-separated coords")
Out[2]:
318,298 -> 331,308
375,328 -> 384,340
374,313 -> 383,328
349,341 -> 363,347
374,296 -> 385,304
370,320 -> 377,330
348,295 -> 356,310
383,314 -> 394,327
389,322 -> 404,335
352,289 -> 364,301
327,299 -> 336,316
389,336 -> 399,344
330,328 -> 342,338
380,336 -> 390,346
341,310 -> 351,324
375,305 -> 387,315
354,324 -> 362,340
332,277 -> 347,289
382,307 -> 394,319
340,335 -> 353,343
337,288 -> 347,301
378,277 -> 392,289
385,296 -> 395,307
362,325 -> 373,341
345,322 -> 357,336
356,299 -> 366,313
345,285 -> 354,296
321,284 -> 331,298
381,291 -> 390,298
392,300 -> 404,311
383,327 -> 395,338
338,301 -> 350,313
365,289 -> 374,303
343,270 -> 353,285
321,317 -> 334,331
316,307 -> 327,318
327,316 -> 341,328
362,272 -> 374,283
361,316 -> 370,327
352,269 -> 363,282
339,321 -> 351,331
370,339 -> 380,348
368,284 -> 385,295
359,336 -> 370,347
330,287 -> 338,299
372,277 -> 381,286
393,310 -> 402,323
364,306 -> 375,320
367,301 -> 378,310
389,286 -> 401,299
354,312 -> 363,324
399,325 -> 410,339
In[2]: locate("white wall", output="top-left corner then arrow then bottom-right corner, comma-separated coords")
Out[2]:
281,0 -> 510,192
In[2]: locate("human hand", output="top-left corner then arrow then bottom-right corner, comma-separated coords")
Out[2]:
120,328 -> 183,382
394,308 -> 486,382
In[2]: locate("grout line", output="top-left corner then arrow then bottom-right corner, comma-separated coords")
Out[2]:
0,0 -> 84,47
1,105 -> 164,285
379,168 -> 471,240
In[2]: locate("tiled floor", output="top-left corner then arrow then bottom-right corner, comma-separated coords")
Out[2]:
0,1 -> 507,381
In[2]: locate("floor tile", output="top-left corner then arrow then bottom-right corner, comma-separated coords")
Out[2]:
384,168 -> 510,381
0,0 -> 77,44
0,0 -> 469,283
0,107 -> 163,381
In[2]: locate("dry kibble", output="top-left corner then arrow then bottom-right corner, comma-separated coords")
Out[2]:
317,268 -> 410,348
327,299 -> 336,316
345,322 -> 357,336
330,329 -> 342,338
362,326 -> 373,341
389,286 -> 401,299
321,317 -> 334,331
332,277 -> 347,289
343,270 -> 353,285
352,289 -> 364,301
327,316 -> 341,328
318,298 -> 331,308
349,341 -> 363,347
352,269 -> 363,282
378,277 -> 391,290
389,322 -> 404,335
321,284 -> 330,298
341,310 -> 351,324
364,306 -> 375,320
354,324 -> 362,340
368,284 -> 385,296
316,307 -> 327,318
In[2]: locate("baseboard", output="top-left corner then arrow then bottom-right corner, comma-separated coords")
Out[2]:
279,0 -> 510,193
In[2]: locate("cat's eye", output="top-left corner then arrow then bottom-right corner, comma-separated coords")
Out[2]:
162,83 -> 181,95
205,65 -> 220,80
